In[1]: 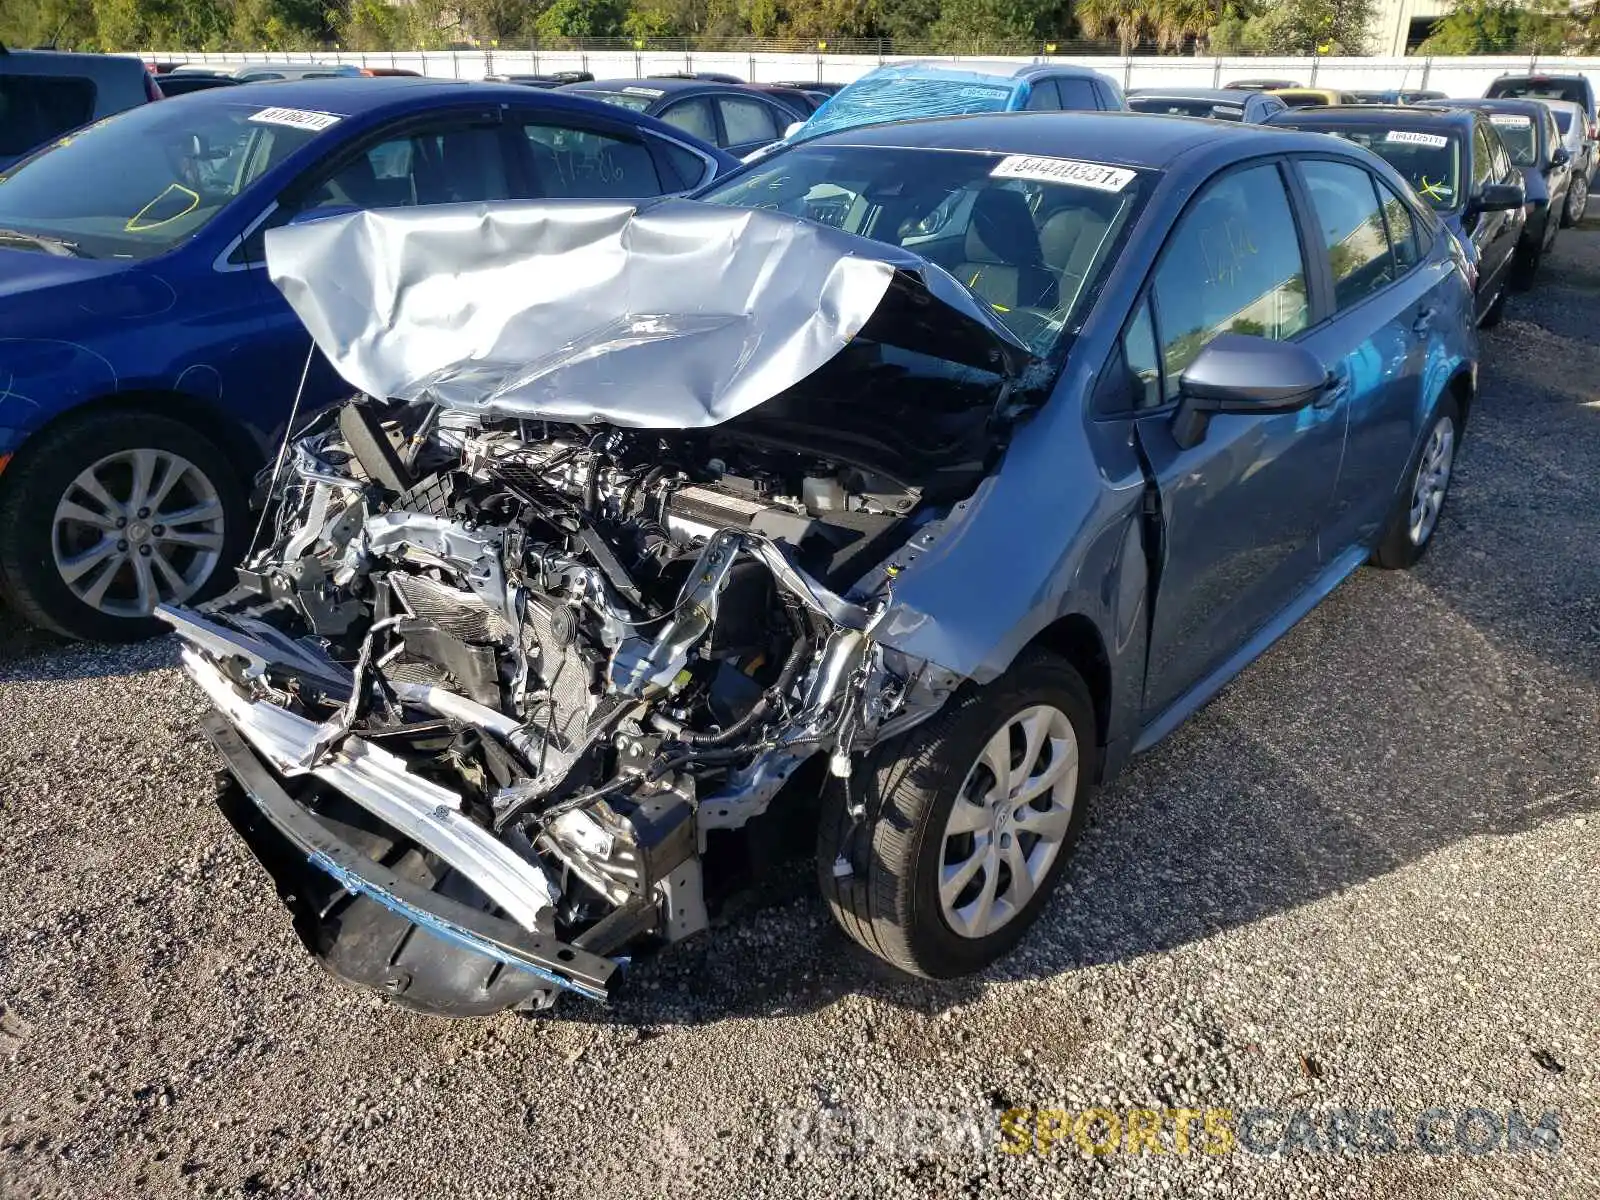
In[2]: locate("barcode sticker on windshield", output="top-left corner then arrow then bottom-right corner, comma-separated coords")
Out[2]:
1490,114 -> 1532,127
249,107 -> 342,132
1386,130 -> 1449,148
990,155 -> 1137,192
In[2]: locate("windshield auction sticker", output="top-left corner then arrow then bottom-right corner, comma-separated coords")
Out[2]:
1386,130 -> 1450,148
248,107 -> 343,132
990,155 -> 1136,192
1490,114 -> 1533,127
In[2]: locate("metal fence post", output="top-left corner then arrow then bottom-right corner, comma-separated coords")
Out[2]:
1212,56 -> 1221,87
1419,55 -> 1432,89
1309,49 -> 1319,86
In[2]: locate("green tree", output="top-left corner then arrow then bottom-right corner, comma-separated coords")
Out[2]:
1076,0 -> 1149,53
536,0 -> 625,38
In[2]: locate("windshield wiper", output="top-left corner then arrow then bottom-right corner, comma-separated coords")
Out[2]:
0,228 -> 87,257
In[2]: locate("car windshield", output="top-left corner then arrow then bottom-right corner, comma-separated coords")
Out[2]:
1551,109 -> 1574,134
798,72 -> 1016,140
1129,98 -> 1243,120
1302,125 -> 1463,210
0,99 -> 324,259
1488,113 -> 1538,164
696,144 -> 1151,355
573,88 -> 658,113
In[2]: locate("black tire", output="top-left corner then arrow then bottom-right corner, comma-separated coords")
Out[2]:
1511,243 -> 1541,292
1479,284 -> 1507,329
0,410 -> 246,642
816,650 -> 1098,979
1562,172 -> 1587,228
1371,395 -> 1461,571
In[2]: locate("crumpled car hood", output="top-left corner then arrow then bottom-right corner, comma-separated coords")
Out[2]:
265,198 -> 1033,429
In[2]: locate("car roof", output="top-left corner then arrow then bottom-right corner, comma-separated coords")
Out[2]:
1268,103 -> 1476,132
1129,88 -> 1250,104
576,77 -> 743,96
0,49 -> 148,77
169,76 -> 629,118
1429,96 -> 1552,118
800,110 -> 1269,168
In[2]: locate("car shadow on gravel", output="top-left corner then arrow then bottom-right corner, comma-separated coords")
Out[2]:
0,601 -> 179,683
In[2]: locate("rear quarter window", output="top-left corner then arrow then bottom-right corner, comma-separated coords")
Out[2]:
0,75 -> 97,157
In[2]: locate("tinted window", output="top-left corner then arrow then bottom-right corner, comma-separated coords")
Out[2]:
1471,122 -> 1494,189
523,122 -> 662,198
1023,80 -> 1059,111
1552,109 -> 1574,134
302,124 -> 510,214
1130,97 -> 1244,120
1056,78 -> 1101,111
572,88 -> 657,114
717,96 -> 779,145
1488,79 -> 1587,108
1377,180 -> 1419,272
660,97 -> 716,144
0,75 -> 96,157
1301,159 -> 1395,309
656,138 -> 711,190
1124,296 -> 1162,410
1152,163 -> 1308,397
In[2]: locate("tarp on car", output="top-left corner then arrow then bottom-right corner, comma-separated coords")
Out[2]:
264,197 -> 1032,430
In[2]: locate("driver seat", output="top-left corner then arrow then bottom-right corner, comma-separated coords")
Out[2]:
953,190 -> 1057,312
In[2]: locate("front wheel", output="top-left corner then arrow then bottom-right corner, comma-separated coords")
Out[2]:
0,411 -> 245,641
1562,172 -> 1588,227
1371,396 -> 1460,571
817,651 -> 1098,979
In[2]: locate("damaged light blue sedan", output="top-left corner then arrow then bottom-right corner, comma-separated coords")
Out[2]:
165,114 -> 1477,1015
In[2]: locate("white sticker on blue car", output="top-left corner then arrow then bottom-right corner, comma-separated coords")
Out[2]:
990,155 -> 1137,192
248,107 -> 343,132
1386,130 -> 1449,148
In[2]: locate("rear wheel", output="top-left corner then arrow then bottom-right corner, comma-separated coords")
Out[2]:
817,651 -> 1097,978
1511,242 -> 1542,291
1479,284 -> 1507,329
1562,172 -> 1588,227
1372,396 -> 1460,571
0,411 -> 245,641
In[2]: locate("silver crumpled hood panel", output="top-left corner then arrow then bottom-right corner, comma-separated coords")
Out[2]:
265,197 -> 1032,429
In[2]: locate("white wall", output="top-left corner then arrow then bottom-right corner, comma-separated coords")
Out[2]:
142,48 -> 1600,96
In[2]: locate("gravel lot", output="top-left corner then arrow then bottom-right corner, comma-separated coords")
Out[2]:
1,224 -> 1598,1200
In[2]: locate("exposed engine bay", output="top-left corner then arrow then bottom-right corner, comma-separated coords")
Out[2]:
166,397 -> 973,1011
165,198 -> 1039,1013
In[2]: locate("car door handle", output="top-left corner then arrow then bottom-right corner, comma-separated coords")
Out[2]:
1314,372 -> 1348,409
1412,306 -> 1437,336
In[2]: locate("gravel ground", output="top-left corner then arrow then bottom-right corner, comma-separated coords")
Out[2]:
1,224 -> 1598,1200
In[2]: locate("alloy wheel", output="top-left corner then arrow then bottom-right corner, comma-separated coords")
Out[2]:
1571,174 -> 1589,223
1407,416 -> 1455,547
937,704 -> 1079,940
51,448 -> 227,618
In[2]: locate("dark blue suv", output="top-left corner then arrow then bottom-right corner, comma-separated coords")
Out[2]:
0,78 -> 734,641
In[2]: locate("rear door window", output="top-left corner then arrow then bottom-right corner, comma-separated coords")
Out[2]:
1300,158 -> 1396,309
717,96 -> 780,147
521,120 -> 662,198
0,75 -> 97,158
1056,78 -> 1102,111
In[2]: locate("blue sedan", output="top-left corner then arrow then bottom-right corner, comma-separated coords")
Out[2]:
0,78 -> 735,641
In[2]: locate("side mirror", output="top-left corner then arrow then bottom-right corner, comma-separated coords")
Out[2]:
1469,180 -> 1525,212
1551,146 -> 1570,167
784,121 -> 805,139
1170,334 -> 1328,449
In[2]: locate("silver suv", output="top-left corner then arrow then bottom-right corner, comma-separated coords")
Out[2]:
0,46 -> 159,169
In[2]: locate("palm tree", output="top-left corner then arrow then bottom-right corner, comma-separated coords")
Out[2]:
1076,0 -> 1149,53
1151,0 -> 1213,49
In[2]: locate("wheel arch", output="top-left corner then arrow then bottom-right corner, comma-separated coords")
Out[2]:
1445,366 -> 1475,429
1025,612 -> 1112,756
1,389 -> 265,494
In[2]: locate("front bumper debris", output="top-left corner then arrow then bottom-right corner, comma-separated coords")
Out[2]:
202,712 -> 618,1008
